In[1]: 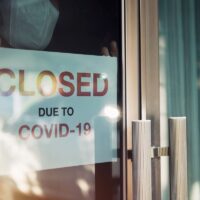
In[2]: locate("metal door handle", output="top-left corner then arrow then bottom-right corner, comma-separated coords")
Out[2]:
132,120 -> 152,200
169,117 -> 188,200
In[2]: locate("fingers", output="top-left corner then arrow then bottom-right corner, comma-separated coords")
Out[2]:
101,47 -> 110,56
101,41 -> 118,57
110,41 -> 118,57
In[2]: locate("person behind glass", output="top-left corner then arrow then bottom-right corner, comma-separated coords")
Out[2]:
0,0 -> 59,50
0,0 -> 117,56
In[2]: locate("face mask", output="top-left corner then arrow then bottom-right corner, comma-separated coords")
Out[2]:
0,0 -> 59,50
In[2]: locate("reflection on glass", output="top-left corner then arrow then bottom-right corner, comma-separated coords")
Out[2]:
159,0 -> 200,199
102,106 -> 120,120
0,131 -> 42,198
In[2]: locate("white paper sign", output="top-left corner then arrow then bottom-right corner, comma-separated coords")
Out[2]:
0,48 -> 118,175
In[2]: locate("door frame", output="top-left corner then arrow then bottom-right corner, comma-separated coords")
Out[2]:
124,0 -> 161,199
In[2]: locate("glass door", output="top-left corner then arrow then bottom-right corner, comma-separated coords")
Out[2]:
0,0 -> 140,199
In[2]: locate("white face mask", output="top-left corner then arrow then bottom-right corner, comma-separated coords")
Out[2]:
0,0 -> 59,50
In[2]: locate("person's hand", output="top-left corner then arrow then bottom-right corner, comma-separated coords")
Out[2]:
101,41 -> 118,57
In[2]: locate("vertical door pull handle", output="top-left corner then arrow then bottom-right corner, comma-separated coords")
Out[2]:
132,120 -> 152,200
169,117 -> 188,200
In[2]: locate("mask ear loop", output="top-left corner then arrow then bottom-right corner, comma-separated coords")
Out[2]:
39,1 -> 52,50
39,1 -> 59,50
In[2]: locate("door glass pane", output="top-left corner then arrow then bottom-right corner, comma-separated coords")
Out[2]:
0,0 -> 122,199
159,0 -> 200,199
